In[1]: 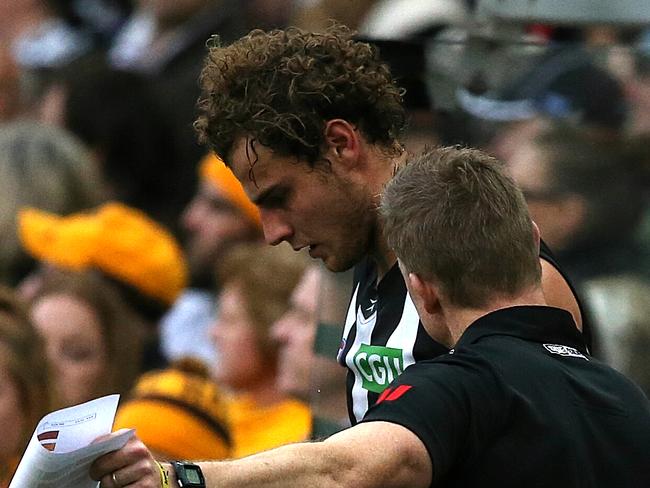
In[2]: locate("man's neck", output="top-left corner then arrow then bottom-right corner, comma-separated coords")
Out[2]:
445,287 -> 547,347
368,149 -> 406,280
372,235 -> 397,281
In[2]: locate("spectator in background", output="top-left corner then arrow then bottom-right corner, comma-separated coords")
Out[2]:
357,0 -> 468,41
17,202 -> 187,370
271,265 -> 350,439
109,0 -> 250,172
114,358 -> 231,461
625,30 -> 650,136
0,121 -> 106,287
624,34 -> 650,272
270,265 -> 323,401
65,0 -> 134,49
243,0 -> 295,31
37,58 -> 190,235
508,123 -> 650,392
0,46 -> 21,122
0,286 -> 52,488
508,124 -> 648,286
432,24 -> 629,155
160,154 -> 262,366
211,243 -> 311,458
0,0 -> 95,118
28,270 -> 145,409
291,0 -> 378,32
354,38 -> 443,153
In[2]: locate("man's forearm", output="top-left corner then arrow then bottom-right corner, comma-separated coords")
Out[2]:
163,442 -> 351,488
161,422 -> 430,488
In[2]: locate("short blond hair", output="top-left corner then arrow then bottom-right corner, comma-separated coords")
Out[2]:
381,146 -> 541,308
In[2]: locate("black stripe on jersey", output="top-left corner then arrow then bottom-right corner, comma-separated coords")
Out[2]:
345,327 -> 357,422
370,263 -> 407,345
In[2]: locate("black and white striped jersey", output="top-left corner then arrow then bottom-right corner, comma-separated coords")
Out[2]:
337,255 -> 447,424
337,242 -> 591,425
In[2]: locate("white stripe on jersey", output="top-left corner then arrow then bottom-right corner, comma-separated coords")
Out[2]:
345,288 -> 421,423
345,298 -> 377,422
386,290 -> 419,373
341,283 -> 359,344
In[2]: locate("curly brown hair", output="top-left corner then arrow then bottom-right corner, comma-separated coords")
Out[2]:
195,23 -> 406,166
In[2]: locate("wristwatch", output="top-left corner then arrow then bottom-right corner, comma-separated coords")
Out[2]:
171,461 -> 206,488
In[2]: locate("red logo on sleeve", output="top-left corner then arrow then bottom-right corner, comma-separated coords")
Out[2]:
375,384 -> 413,404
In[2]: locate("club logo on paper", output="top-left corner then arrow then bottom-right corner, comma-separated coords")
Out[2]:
37,431 -> 59,451
353,344 -> 404,393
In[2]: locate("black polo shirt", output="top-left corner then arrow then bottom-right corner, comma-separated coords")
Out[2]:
340,240 -> 592,425
362,306 -> 650,487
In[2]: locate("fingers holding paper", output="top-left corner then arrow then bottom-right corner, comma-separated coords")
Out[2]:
90,430 -> 162,488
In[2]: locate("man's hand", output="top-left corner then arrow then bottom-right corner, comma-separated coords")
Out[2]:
90,430 -> 167,488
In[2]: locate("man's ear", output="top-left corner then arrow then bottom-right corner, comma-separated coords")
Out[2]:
531,220 -> 541,253
323,119 -> 360,168
406,272 -> 441,315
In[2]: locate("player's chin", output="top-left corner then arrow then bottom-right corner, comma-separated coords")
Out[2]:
321,254 -> 357,273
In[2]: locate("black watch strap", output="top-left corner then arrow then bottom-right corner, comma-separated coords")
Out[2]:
171,461 -> 206,488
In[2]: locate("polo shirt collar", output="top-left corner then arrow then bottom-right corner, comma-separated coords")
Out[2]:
455,306 -> 588,353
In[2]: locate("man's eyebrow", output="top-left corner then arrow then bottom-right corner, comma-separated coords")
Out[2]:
252,186 -> 277,206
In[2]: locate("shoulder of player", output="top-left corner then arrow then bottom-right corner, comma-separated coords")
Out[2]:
397,348 -> 503,389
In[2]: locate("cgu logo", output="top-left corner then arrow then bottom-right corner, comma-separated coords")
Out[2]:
353,344 -> 404,393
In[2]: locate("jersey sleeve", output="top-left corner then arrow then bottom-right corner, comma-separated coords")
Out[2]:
360,351 -> 510,484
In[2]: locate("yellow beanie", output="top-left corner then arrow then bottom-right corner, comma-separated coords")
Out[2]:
199,153 -> 261,228
114,362 -> 230,460
18,202 -> 187,305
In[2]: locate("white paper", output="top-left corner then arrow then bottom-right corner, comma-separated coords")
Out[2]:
9,395 -> 134,488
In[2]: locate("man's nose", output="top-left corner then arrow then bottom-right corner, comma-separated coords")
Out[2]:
260,209 -> 293,246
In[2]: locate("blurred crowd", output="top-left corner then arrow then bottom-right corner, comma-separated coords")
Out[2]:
1,0 -> 649,485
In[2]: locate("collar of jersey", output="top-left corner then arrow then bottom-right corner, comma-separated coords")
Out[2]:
455,305 -> 587,353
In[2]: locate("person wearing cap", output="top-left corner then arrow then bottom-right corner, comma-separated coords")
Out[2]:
113,358 -> 231,461
158,153 -> 263,367
0,121 -> 106,288
17,201 -> 188,371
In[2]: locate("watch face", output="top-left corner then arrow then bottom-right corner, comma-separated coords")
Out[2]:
174,462 -> 205,488
186,468 -> 201,484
